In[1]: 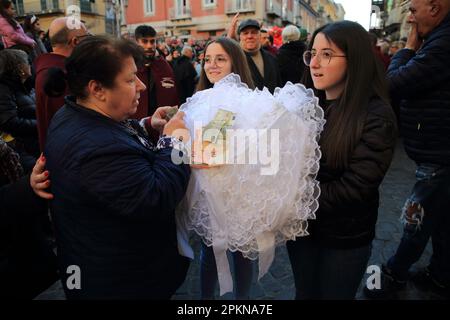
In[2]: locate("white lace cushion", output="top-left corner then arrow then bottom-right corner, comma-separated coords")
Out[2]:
177,74 -> 325,260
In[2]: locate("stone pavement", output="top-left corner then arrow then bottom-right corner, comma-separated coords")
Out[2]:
36,141 -> 443,300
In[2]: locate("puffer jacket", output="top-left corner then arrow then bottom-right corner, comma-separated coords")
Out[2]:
277,40 -> 307,85
310,97 -> 397,249
45,97 -> 191,299
0,16 -> 35,49
387,12 -> 450,166
0,78 -> 37,138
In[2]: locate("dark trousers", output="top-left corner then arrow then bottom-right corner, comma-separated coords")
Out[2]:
387,163 -> 450,286
200,241 -> 254,300
287,237 -> 372,299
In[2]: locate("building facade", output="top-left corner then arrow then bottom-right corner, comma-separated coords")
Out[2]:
13,0 -> 107,35
124,0 -> 342,39
370,0 -> 411,40
309,0 -> 343,26
384,0 -> 411,40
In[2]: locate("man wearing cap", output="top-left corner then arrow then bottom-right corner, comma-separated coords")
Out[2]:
234,19 -> 281,93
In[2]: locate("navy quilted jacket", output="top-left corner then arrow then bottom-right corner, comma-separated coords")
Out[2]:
45,97 -> 190,299
387,13 -> 450,165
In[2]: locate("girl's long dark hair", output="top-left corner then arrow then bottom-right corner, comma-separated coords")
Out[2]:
197,37 -> 255,91
302,21 -> 389,170
0,0 -> 18,29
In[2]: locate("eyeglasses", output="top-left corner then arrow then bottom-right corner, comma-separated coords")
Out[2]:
67,32 -> 92,45
204,55 -> 229,67
303,50 -> 346,66
77,32 -> 93,40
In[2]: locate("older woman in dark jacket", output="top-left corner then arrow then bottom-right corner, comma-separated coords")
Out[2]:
277,25 -> 307,85
0,49 -> 39,168
44,36 -> 191,299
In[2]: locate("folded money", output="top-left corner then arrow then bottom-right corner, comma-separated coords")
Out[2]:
165,107 -> 178,121
202,109 -> 236,144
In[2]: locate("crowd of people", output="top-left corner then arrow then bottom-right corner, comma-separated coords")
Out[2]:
0,0 -> 449,300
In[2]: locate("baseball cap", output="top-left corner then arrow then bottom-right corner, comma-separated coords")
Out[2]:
238,19 -> 261,34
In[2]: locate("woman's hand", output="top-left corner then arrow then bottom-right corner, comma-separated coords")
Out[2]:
163,111 -> 190,142
30,155 -> 54,200
151,106 -> 178,133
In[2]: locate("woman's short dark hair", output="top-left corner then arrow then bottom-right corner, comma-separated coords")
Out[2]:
302,20 -> 390,169
44,35 -> 144,99
0,49 -> 29,80
197,37 -> 255,91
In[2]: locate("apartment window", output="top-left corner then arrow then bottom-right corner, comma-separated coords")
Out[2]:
41,0 -> 59,11
144,0 -> 155,15
80,0 -> 92,13
13,0 -> 24,15
176,0 -> 189,10
203,0 -> 216,7
175,0 -> 190,16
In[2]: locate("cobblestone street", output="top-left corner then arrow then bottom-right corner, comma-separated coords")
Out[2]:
37,141 -> 441,300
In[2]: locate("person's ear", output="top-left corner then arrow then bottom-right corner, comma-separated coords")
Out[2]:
67,36 -> 76,48
87,80 -> 106,101
429,0 -> 440,16
73,36 -> 81,47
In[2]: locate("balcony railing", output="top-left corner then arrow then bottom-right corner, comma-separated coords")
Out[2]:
169,6 -> 192,20
15,0 -> 97,16
15,0 -> 61,16
282,10 -> 294,23
225,0 -> 256,14
79,0 -> 96,13
281,0 -> 294,23
266,0 -> 282,17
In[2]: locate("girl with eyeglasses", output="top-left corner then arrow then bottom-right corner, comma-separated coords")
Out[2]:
192,37 -> 257,300
286,20 -> 398,299
178,37 -> 324,299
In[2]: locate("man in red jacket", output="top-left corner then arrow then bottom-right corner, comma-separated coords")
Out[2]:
34,17 -> 88,151
133,25 -> 179,121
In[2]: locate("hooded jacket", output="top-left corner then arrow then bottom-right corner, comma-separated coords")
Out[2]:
134,56 -> 179,120
34,53 -> 67,151
387,12 -> 450,166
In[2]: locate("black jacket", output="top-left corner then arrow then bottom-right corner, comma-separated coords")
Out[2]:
310,97 -> 397,248
173,55 -> 197,104
387,12 -> 450,166
245,49 -> 282,93
0,78 -> 37,138
0,174 -> 58,298
277,40 -> 307,85
45,97 -> 191,299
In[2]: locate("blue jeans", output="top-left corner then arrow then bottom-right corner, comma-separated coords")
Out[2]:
200,241 -> 254,300
287,237 -> 372,299
387,163 -> 450,286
